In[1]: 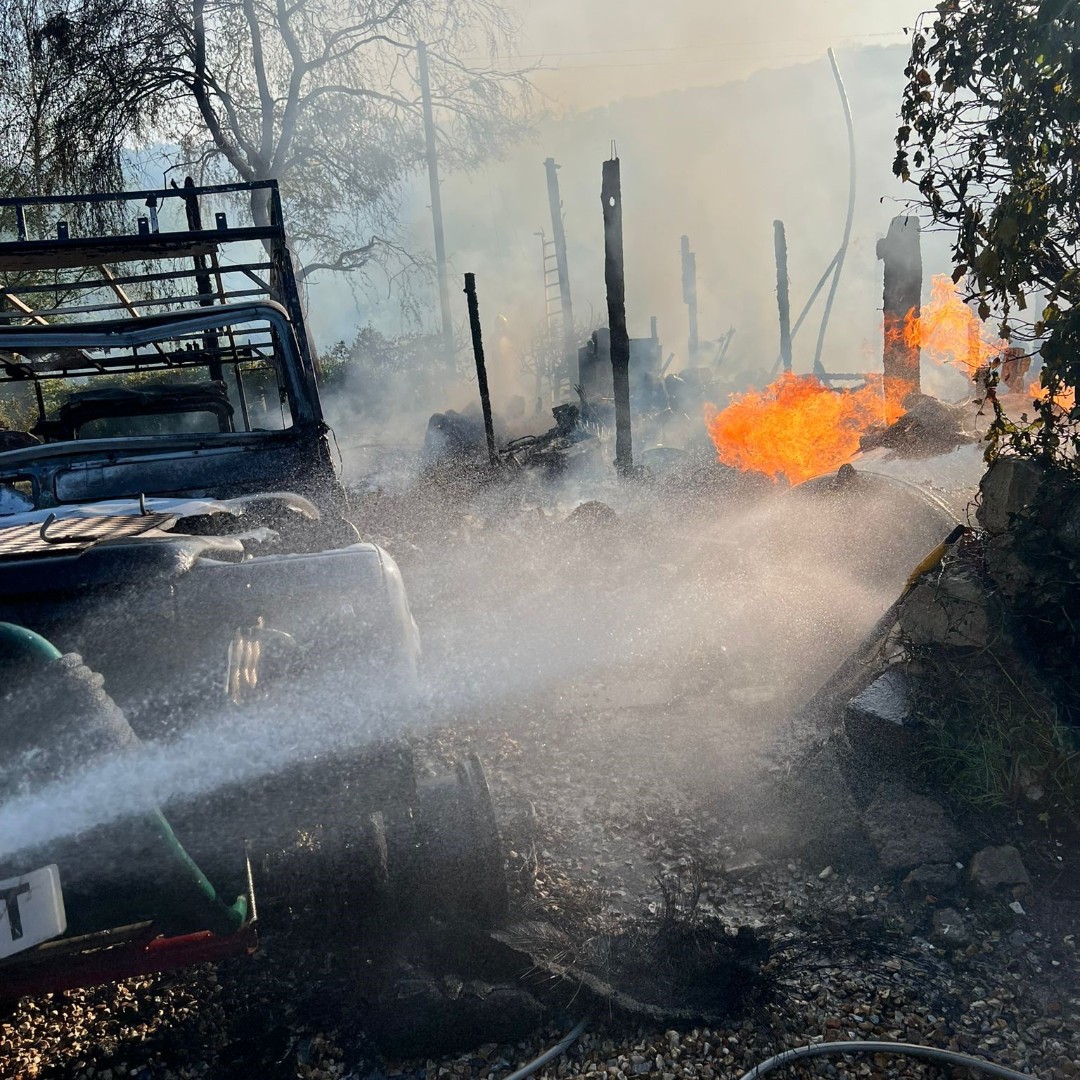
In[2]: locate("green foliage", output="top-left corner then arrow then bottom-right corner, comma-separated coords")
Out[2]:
895,0 -> 1080,467
319,326 -> 448,417
0,0 -> 176,202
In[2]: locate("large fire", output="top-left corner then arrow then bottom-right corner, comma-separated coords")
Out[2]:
706,372 -> 911,485
890,274 -> 1006,377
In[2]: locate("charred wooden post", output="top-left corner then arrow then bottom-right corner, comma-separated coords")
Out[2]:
680,234 -> 699,364
602,157 -> 633,477
877,215 -> 922,391
773,220 -> 793,374
463,273 -> 498,469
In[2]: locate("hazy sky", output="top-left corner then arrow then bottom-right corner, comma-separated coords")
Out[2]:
501,0 -> 929,108
312,1 -> 976,409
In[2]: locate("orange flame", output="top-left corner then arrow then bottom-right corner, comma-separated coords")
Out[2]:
1028,380 -> 1076,412
706,373 -> 912,485
887,274 -> 1006,376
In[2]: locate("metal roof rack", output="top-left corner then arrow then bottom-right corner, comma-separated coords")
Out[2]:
0,179 -> 313,380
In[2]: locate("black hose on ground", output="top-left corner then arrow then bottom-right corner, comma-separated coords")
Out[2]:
737,1040 -> 1038,1080
499,1019 -> 587,1080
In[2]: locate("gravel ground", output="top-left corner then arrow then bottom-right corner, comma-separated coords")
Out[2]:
2,474 -> 1078,1079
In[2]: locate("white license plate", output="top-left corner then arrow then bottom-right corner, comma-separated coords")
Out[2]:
0,865 -> 67,960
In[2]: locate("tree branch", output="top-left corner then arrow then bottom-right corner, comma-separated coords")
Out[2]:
241,0 -> 276,167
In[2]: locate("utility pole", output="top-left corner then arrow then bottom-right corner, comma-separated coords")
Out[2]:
544,158 -> 577,389
417,40 -> 455,374
773,220 -> 793,373
680,235 -> 699,364
602,155 -> 632,477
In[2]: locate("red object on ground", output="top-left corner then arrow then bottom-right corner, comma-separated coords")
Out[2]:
0,922 -> 257,1002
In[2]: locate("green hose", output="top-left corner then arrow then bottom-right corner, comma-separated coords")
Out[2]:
0,622 -> 63,667
0,624 -> 247,937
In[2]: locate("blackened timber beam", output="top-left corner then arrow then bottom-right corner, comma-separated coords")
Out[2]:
602,156 -> 632,477
463,273 -> 498,469
876,215 -> 922,391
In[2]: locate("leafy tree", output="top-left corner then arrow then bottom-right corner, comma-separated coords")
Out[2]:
0,0 -> 531,282
0,0 -> 176,216
894,0 -> 1080,466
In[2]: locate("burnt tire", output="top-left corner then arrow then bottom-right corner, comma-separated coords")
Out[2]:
412,754 -> 508,929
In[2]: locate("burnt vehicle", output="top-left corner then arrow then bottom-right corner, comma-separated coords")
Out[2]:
0,181 -> 504,999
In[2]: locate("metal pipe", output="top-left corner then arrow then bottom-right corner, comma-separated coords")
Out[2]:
602,156 -> 633,477
812,48 -> 857,371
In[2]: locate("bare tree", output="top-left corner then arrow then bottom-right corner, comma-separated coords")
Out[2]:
0,0 -> 532,282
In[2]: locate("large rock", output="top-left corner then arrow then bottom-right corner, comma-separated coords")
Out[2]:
931,906 -> 971,948
969,845 -> 1032,896
898,562 -> 1001,649
1054,489 -> 1080,556
844,669 -> 916,761
752,737 -> 876,868
902,862 -> 961,899
977,457 -> 1045,535
862,785 -> 962,872
984,531 -> 1037,600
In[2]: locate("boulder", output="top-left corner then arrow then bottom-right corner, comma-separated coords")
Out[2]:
898,562 -> 1001,649
977,457 -> 1045,535
902,862 -> 961,899
930,906 -> 971,948
1054,489 -> 1080,556
844,669 -> 916,767
984,531 -> 1037,600
763,736 -> 877,868
969,845 -> 1032,896
862,785 -> 962,872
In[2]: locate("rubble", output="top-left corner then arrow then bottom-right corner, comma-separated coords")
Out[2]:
858,394 -> 975,457
565,500 -> 618,528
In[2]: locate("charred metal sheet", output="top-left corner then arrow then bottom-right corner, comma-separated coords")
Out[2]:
0,514 -> 177,556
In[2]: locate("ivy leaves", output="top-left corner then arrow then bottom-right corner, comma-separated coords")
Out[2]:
895,0 -> 1080,468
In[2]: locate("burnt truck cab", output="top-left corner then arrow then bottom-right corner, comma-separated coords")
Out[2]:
0,182 -> 481,999
0,299 -> 419,718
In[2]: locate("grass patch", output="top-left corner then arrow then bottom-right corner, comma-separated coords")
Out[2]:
910,648 -> 1080,811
